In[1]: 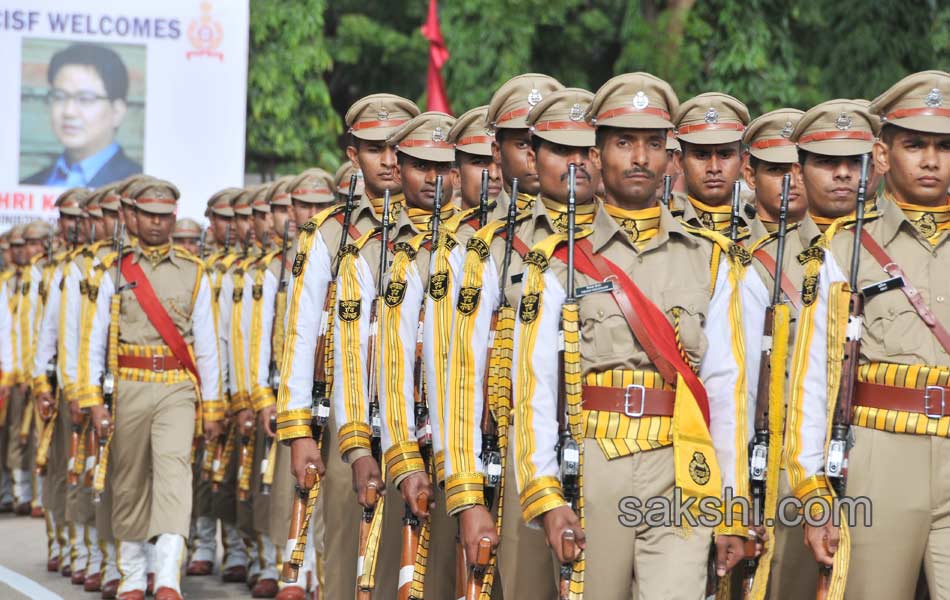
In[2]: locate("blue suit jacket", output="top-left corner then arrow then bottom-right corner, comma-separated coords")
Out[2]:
22,146 -> 142,187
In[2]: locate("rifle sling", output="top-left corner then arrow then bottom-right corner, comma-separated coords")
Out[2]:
859,234 -> 950,356
752,249 -> 802,310
120,254 -> 201,385
556,239 -> 710,425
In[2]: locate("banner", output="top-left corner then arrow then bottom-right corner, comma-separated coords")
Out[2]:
0,0 -> 249,228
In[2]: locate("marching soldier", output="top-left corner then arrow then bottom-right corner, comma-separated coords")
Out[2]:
739,108 -> 820,598
78,179 -> 223,600
277,92 -> 419,599
171,219 -> 203,256
446,104 -> 504,245
511,73 -> 763,598
672,93 -> 752,233
787,71 -> 950,599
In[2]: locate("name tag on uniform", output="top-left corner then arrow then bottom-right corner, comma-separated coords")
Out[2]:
510,272 -> 523,284
576,280 -> 614,298
862,276 -> 903,298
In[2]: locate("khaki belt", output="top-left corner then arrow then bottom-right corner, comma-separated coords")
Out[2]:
582,384 -> 675,418
854,381 -> 950,419
117,354 -> 186,373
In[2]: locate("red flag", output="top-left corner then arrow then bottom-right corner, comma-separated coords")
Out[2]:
421,0 -> 451,114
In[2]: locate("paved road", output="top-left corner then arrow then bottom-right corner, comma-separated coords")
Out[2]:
0,512 -> 251,599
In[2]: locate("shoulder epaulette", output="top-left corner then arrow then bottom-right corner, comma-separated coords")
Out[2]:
679,223 -> 752,266
523,228 -> 595,273
306,204 -> 345,233
174,247 -> 204,266
824,209 -> 882,242
748,222 -> 800,254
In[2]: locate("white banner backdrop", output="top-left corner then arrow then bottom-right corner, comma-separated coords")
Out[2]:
0,0 -> 249,229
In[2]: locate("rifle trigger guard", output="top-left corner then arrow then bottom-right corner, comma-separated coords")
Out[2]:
623,384 -> 646,418
925,386 -> 946,420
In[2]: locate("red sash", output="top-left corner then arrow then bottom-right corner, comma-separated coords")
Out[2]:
553,239 -> 710,425
121,254 -> 201,385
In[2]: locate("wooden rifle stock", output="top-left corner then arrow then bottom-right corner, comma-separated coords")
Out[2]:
397,491 -> 430,600
816,565 -> 832,600
559,530 -> 576,600
260,414 -> 277,495
280,463 -> 319,582
465,537 -> 493,600
67,420 -> 82,486
210,423 -> 233,492
83,425 -> 98,487
356,483 -> 380,599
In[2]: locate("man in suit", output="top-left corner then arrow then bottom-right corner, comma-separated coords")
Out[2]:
22,43 -> 142,187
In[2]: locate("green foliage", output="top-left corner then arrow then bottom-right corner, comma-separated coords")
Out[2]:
245,0 -> 948,173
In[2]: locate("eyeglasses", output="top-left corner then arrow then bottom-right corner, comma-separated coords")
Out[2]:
46,89 -> 111,107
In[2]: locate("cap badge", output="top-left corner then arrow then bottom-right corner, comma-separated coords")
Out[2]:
704,108 -> 719,124
780,121 -> 794,138
527,88 -> 542,107
926,87 -> 943,108
632,91 -> 649,110
432,127 -> 447,142
377,108 -> 390,120
835,113 -> 853,131
569,103 -> 585,122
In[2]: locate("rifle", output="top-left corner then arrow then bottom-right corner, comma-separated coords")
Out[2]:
743,173 -> 792,596
67,419 -> 82,486
308,174 -> 358,433
267,217 -> 292,393
224,221 -> 233,254
556,165 -> 581,594
730,180 -> 742,242
661,174 -> 672,208
260,414 -> 278,495
559,530 -> 577,600
236,416 -> 255,502
242,228 -> 252,258
398,491 -> 429,600
479,169 -> 490,228
198,228 -> 207,260
817,153 -> 871,596
93,224 -> 130,503
465,537 -> 493,600
357,187 -> 393,599
280,464 -> 318,582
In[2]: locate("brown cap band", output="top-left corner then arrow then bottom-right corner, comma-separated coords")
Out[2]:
797,130 -> 874,145
397,139 -> 454,150
676,122 -> 745,136
750,138 -> 795,150
292,187 -> 332,196
532,120 -> 594,132
351,118 -> 408,132
884,107 -> 950,121
596,106 -> 671,123
136,197 -> 178,205
494,107 -> 529,125
456,135 -> 493,146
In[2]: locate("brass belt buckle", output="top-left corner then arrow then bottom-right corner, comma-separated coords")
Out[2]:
623,384 -> 646,418
152,354 -> 165,373
924,385 -> 946,419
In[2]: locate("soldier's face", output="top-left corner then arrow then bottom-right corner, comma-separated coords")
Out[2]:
177,239 -> 200,255
25,239 -> 45,257
89,216 -> 106,241
347,140 -> 398,198
210,214 -> 232,245
590,128 -> 669,207
12,245 -> 26,265
454,151 -> 502,210
492,129 -> 539,195
49,65 -> 127,162
875,130 -> 950,206
680,142 -> 743,206
122,205 -> 139,236
530,141 -> 599,204
394,155 -> 454,211
58,214 -> 79,242
743,158 -> 807,223
802,153 -> 866,219
135,209 -> 175,246
234,214 -> 253,244
271,206 -> 296,238
101,210 -> 119,239
291,199 -> 319,227
254,212 -> 273,245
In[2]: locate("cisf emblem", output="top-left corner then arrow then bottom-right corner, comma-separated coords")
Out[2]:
457,286 -> 481,316
187,2 -> 225,61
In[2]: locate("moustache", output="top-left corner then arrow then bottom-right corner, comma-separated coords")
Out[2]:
560,167 -> 591,182
623,166 -> 657,179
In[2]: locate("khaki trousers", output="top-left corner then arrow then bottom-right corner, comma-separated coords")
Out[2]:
844,427 -> 950,600
584,445 -> 711,600
251,421 -> 271,535
110,379 -> 195,541
321,416 -> 363,598
5,385 -> 34,475
766,469 -> 817,599
497,439 -> 559,599
43,395 -> 70,524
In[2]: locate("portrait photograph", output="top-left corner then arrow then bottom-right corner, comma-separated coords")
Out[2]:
18,38 -> 146,187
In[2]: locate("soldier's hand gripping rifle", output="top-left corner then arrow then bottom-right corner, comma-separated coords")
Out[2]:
816,153 -> 871,598
730,180 -> 742,242
356,187 -> 393,599
280,463 -> 318,583
465,537 -> 493,600
661,174 -> 672,209
743,174 -> 792,597
93,224 -> 132,503
557,165 -> 581,597
309,174 -> 358,440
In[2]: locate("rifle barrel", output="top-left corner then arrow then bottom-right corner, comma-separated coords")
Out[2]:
849,154 -> 871,289
566,164 -> 577,302
730,180 -> 742,241
479,169 -> 490,228
497,178 -> 520,307
661,174 -> 672,208
772,174 -> 791,306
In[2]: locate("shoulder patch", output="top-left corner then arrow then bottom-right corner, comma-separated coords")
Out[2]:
232,287 -> 243,303
428,271 -> 449,301
519,292 -> 540,324
797,246 -> 824,266
384,280 -> 406,307
801,273 -> 819,306
252,284 -> 263,300
291,253 -> 306,277
728,243 -> 752,266
393,241 -> 417,260
86,282 -> 99,302
339,243 -> 359,258
466,237 -> 490,261
523,250 -> 548,272
338,299 -> 361,322
457,286 -> 481,316
299,220 -> 317,234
